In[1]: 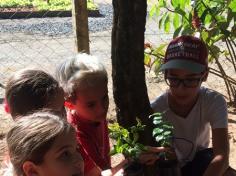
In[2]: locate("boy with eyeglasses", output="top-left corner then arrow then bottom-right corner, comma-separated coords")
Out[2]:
151,36 -> 233,176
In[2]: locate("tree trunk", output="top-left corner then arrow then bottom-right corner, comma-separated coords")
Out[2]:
111,1 -> 157,174
111,0 -> 156,176
72,0 -> 90,53
112,0 -> 154,143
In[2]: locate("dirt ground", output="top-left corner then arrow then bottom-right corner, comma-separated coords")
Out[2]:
0,65 -> 236,172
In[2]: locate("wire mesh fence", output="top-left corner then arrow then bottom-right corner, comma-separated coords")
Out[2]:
0,0 -> 236,169
0,0 -> 235,102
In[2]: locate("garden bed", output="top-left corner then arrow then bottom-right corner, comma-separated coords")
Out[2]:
0,8 -> 101,19
0,0 -> 101,19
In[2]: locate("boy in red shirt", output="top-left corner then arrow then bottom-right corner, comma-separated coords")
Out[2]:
56,54 -> 117,175
56,53 -> 166,176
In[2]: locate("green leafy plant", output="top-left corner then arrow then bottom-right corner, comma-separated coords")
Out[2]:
149,112 -> 176,161
149,112 -> 174,147
0,0 -> 97,11
144,42 -> 166,75
108,118 -> 147,160
146,0 -> 236,103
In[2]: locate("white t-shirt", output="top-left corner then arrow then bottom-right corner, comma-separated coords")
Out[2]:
151,87 -> 228,166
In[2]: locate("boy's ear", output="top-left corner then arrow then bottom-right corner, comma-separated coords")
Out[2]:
202,69 -> 209,82
64,101 -> 75,110
22,161 -> 39,176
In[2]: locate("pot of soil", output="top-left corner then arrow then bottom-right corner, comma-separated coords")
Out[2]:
156,159 -> 181,176
124,161 -> 144,176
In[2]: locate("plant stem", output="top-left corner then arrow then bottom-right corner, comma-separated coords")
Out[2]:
209,68 -> 236,85
231,38 -> 236,49
225,38 -> 236,71
208,47 -> 232,102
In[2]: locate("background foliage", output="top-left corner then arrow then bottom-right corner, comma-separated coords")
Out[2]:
146,0 -> 236,103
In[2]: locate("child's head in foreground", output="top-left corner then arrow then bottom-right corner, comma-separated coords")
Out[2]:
6,112 -> 84,176
55,53 -> 109,123
161,35 -> 209,105
5,69 -> 65,119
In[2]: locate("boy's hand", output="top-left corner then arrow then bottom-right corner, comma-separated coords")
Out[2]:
145,146 -> 168,153
101,159 -> 128,176
138,146 -> 169,165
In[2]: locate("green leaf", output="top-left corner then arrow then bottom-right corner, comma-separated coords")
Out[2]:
201,30 -> 209,43
153,128 -> 164,136
144,54 -> 151,67
155,6 -> 161,17
149,112 -> 162,118
159,13 -> 168,29
153,59 -> 162,75
153,43 -> 168,54
163,131 -> 172,136
173,13 -> 181,29
153,119 -> 162,125
179,0 -> 186,9
149,5 -> 157,17
153,116 -> 162,121
175,7 -> 186,17
110,148 -> 117,155
171,0 -> 179,8
162,124 -> 174,130
221,29 -> 231,38
229,0 -> 236,12
158,0 -> 165,8
181,25 -> 194,35
200,8 -> 209,24
164,14 -> 171,33
203,14 -> 212,28
188,11 -> 192,28
173,25 -> 183,38
227,9 -> 234,25
155,135 -> 164,142
209,45 -> 221,59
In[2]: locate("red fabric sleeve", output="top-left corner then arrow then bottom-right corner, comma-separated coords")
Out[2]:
78,143 -> 96,172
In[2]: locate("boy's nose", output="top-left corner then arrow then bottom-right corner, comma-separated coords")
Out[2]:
99,102 -> 108,113
175,81 -> 186,89
73,152 -> 84,167
172,83 -> 186,95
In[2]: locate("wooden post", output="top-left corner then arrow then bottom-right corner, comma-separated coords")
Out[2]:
72,0 -> 90,54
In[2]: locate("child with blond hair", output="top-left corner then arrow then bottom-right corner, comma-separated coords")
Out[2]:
56,53 -> 113,175
56,53 -> 167,176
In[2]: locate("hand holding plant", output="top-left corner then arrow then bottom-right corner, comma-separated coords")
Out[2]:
149,112 -> 176,161
108,118 -> 147,161
109,118 -> 169,165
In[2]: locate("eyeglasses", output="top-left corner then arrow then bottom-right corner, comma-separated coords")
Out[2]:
165,77 -> 203,88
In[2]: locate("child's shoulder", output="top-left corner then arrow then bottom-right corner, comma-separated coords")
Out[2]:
200,87 -> 226,102
200,87 -> 227,113
151,91 -> 168,111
